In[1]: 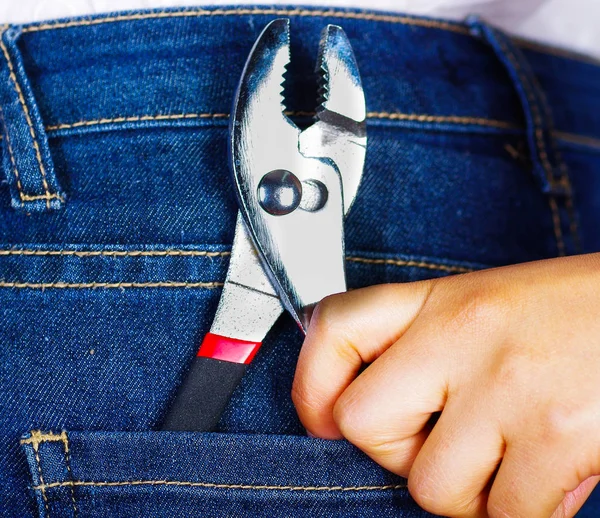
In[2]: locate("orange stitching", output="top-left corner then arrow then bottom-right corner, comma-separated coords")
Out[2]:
547,197 -> 565,255
62,432 -> 78,517
0,250 -> 473,275
0,115 -> 60,203
0,28 -> 54,208
366,112 -> 517,129
25,431 -> 51,516
33,479 -> 406,492
0,249 -> 230,257
45,113 -> 230,132
20,432 -> 78,515
21,8 -> 469,35
526,69 -> 581,253
346,256 -> 473,274
498,39 -> 554,187
22,431 -> 403,497
21,431 -> 66,447
555,131 -> 600,150
0,281 -> 223,289
496,33 -> 566,256
41,112 -> 600,152
34,447 -> 50,516
18,7 -> 593,63
44,111 -> 518,133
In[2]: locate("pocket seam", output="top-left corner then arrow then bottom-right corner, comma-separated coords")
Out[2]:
32,479 -> 406,493
31,437 -> 50,516
63,431 -> 78,517
21,430 -> 78,517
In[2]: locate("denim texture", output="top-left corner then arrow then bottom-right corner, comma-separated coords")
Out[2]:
0,5 -> 599,517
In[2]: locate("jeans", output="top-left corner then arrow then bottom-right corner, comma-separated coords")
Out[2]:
1,6 -> 599,517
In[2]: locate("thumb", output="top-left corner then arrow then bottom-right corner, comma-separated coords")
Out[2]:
292,281 -> 433,439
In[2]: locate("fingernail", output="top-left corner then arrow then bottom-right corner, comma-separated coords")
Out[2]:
307,431 -> 316,438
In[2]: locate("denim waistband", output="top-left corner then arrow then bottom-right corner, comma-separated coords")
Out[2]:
1,7 -> 598,197
1,7 -> 598,148
0,6 -> 599,256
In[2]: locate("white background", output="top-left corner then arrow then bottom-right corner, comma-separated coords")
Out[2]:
0,0 -> 598,58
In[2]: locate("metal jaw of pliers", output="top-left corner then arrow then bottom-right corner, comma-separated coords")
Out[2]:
162,19 -> 367,432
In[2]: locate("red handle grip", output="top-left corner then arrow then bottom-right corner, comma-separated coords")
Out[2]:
196,332 -> 262,364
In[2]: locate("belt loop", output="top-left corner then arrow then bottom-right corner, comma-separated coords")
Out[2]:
467,16 -> 580,256
0,25 -> 65,212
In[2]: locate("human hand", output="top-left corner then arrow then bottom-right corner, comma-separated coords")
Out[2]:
292,254 -> 600,517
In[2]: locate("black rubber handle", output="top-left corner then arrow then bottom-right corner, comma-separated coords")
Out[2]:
161,356 -> 247,431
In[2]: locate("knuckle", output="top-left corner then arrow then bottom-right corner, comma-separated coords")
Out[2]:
333,394 -> 417,477
408,462 -> 478,517
310,296 -> 362,366
309,295 -> 340,334
407,463 -> 450,515
333,391 -> 391,452
442,277 -> 508,336
332,392 -> 370,445
538,400 -> 585,445
488,346 -> 528,389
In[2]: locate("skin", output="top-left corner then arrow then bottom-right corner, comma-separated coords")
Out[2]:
292,253 -> 600,518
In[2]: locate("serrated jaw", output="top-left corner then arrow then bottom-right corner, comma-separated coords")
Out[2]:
316,25 -> 366,123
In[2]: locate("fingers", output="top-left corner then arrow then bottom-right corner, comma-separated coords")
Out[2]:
331,333 -> 447,475
554,476 -> 600,518
292,281 -> 433,438
488,444 -> 576,518
408,396 -> 504,517
292,262 -> 600,518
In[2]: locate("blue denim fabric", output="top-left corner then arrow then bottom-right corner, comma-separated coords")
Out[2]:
0,5 -> 599,517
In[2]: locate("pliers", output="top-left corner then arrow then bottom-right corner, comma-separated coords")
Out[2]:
162,19 -> 367,431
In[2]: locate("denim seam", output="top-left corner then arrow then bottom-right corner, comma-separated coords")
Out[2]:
40,114 -> 600,152
0,251 -> 475,274
43,112 -> 518,132
346,256 -> 473,273
1,113 -> 597,151
0,107 -> 23,206
32,479 -> 407,492
367,112 -> 515,129
526,70 -> 582,252
16,7 -> 598,64
0,28 -> 61,209
32,441 -> 50,517
0,249 -> 231,257
495,31 -> 567,256
20,8 -> 469,36
21,431 -> 67,447
554,132 -> 600,152
0,107 -> 58,203
21,432 -> 78,516
62,432 -> 78,518
0,281 -> 224,289
45,113 -> 230,131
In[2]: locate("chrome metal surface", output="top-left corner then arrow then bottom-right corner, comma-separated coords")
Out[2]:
299,25 -> 367,214
258,169 -> 303,216
229,19 -> 366,331
210,214 -> 283,343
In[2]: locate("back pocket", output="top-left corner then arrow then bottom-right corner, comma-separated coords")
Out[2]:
20,430 -> 426,517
